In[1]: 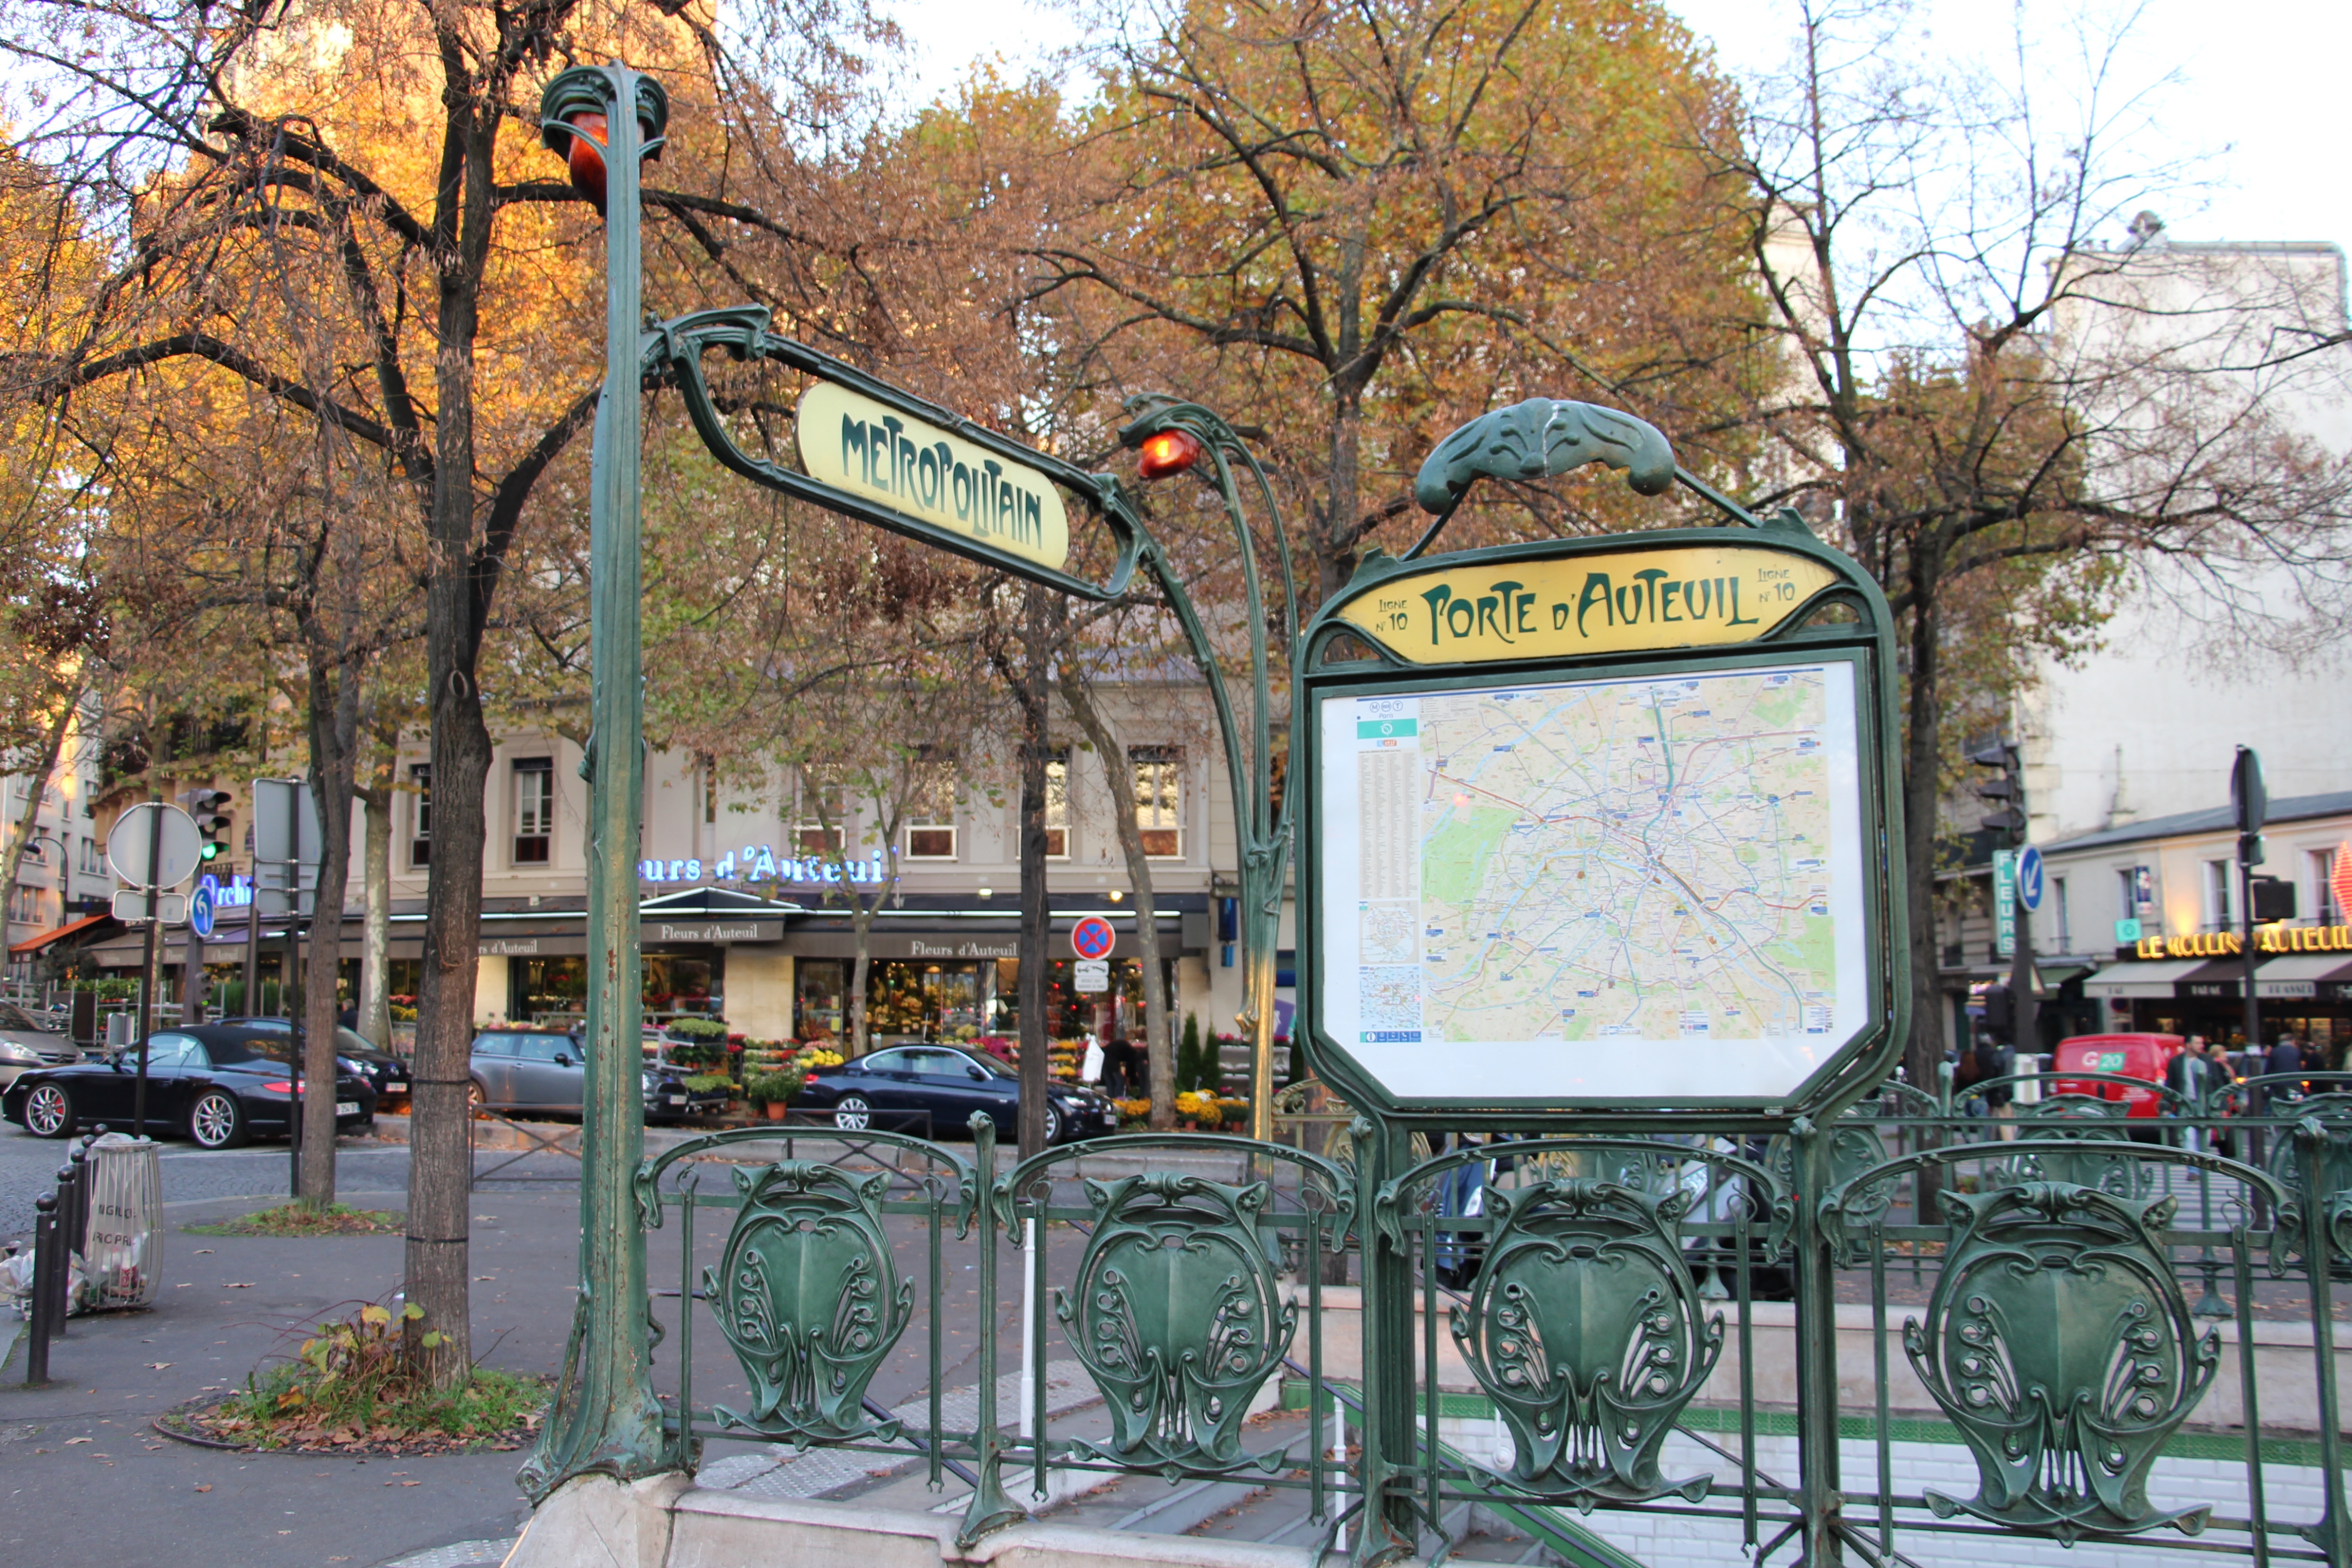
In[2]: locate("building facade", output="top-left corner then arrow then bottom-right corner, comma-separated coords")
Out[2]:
2,702 -> 114,975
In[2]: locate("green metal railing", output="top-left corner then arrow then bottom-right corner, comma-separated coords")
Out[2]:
620,1095 -> 2352,1565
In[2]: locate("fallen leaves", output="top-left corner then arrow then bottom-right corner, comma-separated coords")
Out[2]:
147,1362 -> 174,1370
64,1437 -> 92,1446
194,1485 -> 212,1493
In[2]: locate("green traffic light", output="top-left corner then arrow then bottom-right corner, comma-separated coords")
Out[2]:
200,842 -> 221,860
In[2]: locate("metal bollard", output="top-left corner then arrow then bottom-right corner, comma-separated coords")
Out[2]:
65,1140 -> 92,1258
47,1159 -> 79,1336
289,1096 -> 302,1199
24,1194 -> 56,1385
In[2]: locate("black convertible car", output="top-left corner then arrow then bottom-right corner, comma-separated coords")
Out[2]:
797,1043 -> 1116,1144
0,1022 -> 377,1149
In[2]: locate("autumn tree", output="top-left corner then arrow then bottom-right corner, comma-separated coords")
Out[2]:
1029,0 -> 1762,603
1700,0 -> 2352,1091
0,0 -> 894,1383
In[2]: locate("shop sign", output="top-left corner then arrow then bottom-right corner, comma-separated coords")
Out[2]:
1993,850 -> 2017,958
645,920 -> 783,944
640,846 -> 887,888
2130,924 -> 2352,960
1073,959 -> 1110,993
790,932 -> 1025,960
479,935 -> 589,957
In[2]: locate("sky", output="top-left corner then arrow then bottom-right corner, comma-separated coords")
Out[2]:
877,0 -> 2352,255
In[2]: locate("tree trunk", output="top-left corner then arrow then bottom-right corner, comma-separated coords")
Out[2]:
1318,385 -> 1365,605
406,94 -> 498,1387
299,652 -> 363,1210
1901,573 -> 1949,1220
0,690 -> 77,933
849,905 -> 873,1056
1014,590 -> 1053,1159
359,778 -> 393,1052
1058,666 -> 1175,1131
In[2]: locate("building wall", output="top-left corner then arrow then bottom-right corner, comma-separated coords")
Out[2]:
4,699 -> 113,956
2022,238 -> 2352,844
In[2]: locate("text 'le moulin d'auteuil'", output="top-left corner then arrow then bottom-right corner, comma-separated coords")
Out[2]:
1416,569 -> 1774,648
839,412 -> 1051,551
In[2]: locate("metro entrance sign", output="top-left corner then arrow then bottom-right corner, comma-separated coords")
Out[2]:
1294,402 -> 1909,1119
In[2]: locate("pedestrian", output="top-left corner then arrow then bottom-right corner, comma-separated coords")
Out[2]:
2269,1032 -> 2308,1104
2166,1035 -> 2213,1152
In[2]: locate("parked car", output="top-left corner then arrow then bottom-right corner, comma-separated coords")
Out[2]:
797,1043 -> 1117,1144
468,1028 -> 729,1123
2050,1033 -> 2186,1118
0,1023 -> 79,1093
215,1016 -> 410,1105
1,1022 -> 378,1148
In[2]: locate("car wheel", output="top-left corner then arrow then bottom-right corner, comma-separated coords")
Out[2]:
1043,1103 -> 1063,1145
23,1083 -> 74,1139
189,1090 -> 248,1150
833,1094 -> 872,1131
468,1080 -> 489,1117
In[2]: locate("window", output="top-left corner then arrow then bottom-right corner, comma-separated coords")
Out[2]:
409,763 -> 432,867
1044,751 -> 1070,859
1131,747 -> 1183,858
512,757 -> 553,864
2203,858 -> 2235,931
2315,849 -> 2344,926
795,770 -> 845,854
2117,865 -> 2150,920
2051,876 -> 2070,953
903,753 -> 958,860
78,836 -> 101,874
7,885 -> 39,923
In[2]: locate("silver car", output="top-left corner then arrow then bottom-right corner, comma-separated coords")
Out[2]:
0,1003 -> 80,1093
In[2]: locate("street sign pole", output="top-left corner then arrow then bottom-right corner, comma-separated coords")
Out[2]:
134,786 -> 162,1138
2235,745 -> 2267,1058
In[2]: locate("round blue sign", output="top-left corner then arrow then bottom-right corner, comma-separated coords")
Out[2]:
2017,845 -> 2044,912
1070,916 -> 1116,960
190,877 -> 217,938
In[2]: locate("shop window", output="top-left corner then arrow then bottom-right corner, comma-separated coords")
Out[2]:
409,763 -> 432,867
2203,859 -> 2234,931
903,754 -> 958,860
796,769 -> 846,854
512,757 -> 553,864
1131,746 -> 1183,858
643,953 -> 717,1019
868,960 -> 984,1042
795,960 -> 847,1043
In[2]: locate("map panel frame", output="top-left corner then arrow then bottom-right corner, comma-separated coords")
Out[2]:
1314,651 -> 1868,1105
1298,615 -> 1901,1117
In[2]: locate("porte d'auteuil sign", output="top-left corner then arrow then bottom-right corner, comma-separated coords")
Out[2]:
798,381 -> 1070,573
1334,544 -> 1837,663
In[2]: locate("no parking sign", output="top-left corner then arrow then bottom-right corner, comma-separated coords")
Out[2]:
1070,916 -> 1116,960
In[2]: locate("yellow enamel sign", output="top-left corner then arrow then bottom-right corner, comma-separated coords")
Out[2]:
797,381 -> 1071,573
1334,545 -> 1839,663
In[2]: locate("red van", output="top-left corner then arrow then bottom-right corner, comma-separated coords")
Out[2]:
2049,1033 -> 2186,1118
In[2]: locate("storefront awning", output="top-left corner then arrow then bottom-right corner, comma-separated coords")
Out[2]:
8,912 -> 113,956
2082,958 -> 2208,998
2256,953 -> 2352,1000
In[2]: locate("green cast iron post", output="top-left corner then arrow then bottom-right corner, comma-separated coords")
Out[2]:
519,62 -> 671,1498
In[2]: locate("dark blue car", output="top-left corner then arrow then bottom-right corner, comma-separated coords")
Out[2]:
798,1043 -> 1114,1144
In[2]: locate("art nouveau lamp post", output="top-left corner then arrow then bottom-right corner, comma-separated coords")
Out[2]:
519,63 -> 674,1493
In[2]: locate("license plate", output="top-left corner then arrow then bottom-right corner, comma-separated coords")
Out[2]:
666,1095 -> 686,1106
335,1101 -> 359,1115
385,1080 -> 407,1092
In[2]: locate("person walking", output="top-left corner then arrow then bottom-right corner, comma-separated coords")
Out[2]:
2166,1035 -> 2213,1152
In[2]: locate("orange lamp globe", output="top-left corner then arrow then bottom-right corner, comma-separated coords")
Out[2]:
1137,429 -> 1205,480
565,112 -> 610,210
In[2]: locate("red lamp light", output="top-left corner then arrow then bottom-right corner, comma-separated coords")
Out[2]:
564,112 -> 610,211
1137,429 -> 1205,480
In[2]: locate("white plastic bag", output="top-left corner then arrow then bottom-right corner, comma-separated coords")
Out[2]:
1080,1035 -> 1105,1084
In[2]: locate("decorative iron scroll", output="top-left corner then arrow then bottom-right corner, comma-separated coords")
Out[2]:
1411,398 -> 1676,514
1054,1172 -> 1296,1475
704,1161 -> 913,1443
1904,1181 -> 2218,1542
1991,1097 -> 2150,1197
1448,1178 -> 1721,1507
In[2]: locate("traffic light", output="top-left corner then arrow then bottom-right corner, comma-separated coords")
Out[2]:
179,787 -> 234,862
1970,740 -> 2024,839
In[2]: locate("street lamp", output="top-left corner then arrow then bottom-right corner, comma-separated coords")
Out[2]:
518,61 -> 673,1499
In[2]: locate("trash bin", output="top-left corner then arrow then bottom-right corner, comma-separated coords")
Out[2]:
81,1133 -> 162,1309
